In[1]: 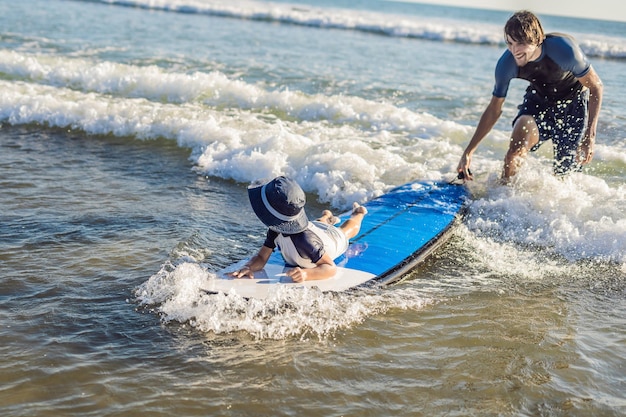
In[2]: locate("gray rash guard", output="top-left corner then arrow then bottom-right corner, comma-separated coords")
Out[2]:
493,33 -> 591,102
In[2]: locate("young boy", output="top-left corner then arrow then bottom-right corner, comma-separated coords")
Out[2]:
230,176 -> 367,282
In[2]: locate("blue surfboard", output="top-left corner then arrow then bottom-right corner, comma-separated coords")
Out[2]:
208,180 -> 469,299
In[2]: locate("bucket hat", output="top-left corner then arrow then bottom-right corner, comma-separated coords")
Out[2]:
247,176 -> 309,234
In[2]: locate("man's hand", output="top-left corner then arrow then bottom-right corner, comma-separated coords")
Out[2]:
578,134 -> 595,165
457,153 -> 474,181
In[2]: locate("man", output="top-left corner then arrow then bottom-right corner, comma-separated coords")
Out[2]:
457,10 -> 603,182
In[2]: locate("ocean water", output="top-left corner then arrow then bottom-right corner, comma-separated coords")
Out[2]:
1,0 -> 624,416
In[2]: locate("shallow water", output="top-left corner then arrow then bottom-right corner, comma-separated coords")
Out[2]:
2,125 -> 624,416
1,0 -> 625,415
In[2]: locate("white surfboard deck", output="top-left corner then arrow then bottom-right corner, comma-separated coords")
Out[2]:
206,259 -> 376,299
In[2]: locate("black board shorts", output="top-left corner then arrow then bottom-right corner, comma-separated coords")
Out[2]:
514,88 -> 589,176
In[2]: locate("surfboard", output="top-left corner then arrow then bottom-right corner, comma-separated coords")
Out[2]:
206,180 -> 469,299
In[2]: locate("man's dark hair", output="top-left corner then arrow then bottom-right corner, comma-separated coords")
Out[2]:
504,10 -> 545,45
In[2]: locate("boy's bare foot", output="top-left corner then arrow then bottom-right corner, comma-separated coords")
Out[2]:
352,202 -> 368,216
320,209 -> 341,225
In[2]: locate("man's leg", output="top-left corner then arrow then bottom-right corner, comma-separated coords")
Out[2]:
503,115 -> 541,180
553,91 -> 589,176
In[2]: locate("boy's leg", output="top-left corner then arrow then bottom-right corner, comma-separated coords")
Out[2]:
339,203 -> 367,240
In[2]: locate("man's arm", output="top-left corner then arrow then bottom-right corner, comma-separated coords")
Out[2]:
457,95 -> 506,180
578,66 -> 603,164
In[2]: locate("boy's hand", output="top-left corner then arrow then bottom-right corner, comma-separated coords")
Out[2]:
229,267 -> 254,279
286,267 -> 306,283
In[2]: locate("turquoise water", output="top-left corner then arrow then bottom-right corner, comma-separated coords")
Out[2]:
1,0 -> 624,415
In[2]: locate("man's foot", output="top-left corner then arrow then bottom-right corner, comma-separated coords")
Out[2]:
497,173 -> 511,186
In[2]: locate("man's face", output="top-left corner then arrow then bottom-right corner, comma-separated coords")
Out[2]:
505,35 -> 541,66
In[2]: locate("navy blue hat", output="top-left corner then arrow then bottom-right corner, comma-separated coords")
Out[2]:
247,176 -> 309,234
